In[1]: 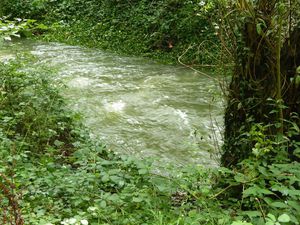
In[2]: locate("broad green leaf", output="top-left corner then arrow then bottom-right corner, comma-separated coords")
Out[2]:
287,200 -> 300,211
270,201 -> 288,208
265,222 -> 274,225
278,214 -> 290,223
267,213 -> 276,222
241,211 -> 261,218
132,197 -> 143,203
138,168 -> 148,175
234,173 -> 247,183
37,23 -> 49,30
100,200 -> 106,208
108,194 -> 120,203
243,187 -> 257,197
231,221 -> 253,225
101,173 -> 110,182
243,186 -> 273,197
287,189 -> 300,197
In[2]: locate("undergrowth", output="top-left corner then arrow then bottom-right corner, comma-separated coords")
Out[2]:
0,55 -> 299,225
0,58 -> 229,224
0,8 -> 299,223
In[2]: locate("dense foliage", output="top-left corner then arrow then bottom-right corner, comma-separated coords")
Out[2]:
0,0 -> 219,64
1,0 -> 300,224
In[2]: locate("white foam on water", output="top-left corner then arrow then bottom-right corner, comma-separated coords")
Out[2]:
127,118 -> 140,125
104,100 -> 126,112
68,77 -> 93,88
174,109 -> 189,126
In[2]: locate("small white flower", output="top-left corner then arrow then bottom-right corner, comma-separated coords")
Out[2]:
80,219 -> 89,225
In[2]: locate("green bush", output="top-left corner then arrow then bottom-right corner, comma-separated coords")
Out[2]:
0,60 -> 79,158
216,123 -> 300,225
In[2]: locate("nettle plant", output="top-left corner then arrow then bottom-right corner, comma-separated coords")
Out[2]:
218,120 -> 300,225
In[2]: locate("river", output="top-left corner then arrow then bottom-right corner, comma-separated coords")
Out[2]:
0,40 -> 223,167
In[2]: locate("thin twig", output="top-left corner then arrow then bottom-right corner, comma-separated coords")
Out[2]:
209,184 -> 235,199
177,45 -> 220,83
255,197 -> 266,222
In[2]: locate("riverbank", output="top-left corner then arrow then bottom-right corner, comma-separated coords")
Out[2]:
1,0 -> 220,65
1,2 -> 300,224
0,57 -> 230,224
1,53 -> 299,225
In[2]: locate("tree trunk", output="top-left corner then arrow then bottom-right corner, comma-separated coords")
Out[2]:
221,1 -> 300,167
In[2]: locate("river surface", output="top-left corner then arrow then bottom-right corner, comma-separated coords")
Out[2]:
0,40 -> 223,166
